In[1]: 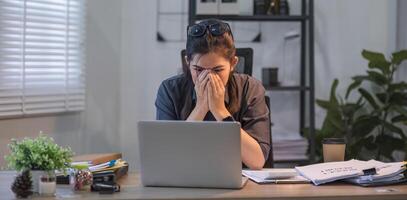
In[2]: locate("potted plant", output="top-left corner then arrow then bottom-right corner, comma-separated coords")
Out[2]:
305,49 -> 407,162
5,134 -> 74,194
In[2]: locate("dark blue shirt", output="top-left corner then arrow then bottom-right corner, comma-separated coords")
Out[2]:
155,73 -> 271,160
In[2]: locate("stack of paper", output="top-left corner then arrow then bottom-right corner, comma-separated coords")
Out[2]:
242,168 -> 310,184
71,153 -> 129,180
295,159 -> 407,186
345,160 -> 407,186
273,139 -> 308,162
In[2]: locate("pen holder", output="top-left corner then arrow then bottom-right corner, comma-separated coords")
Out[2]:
70,165 -> 93,191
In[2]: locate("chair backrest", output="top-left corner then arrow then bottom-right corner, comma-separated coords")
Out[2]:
180,48 -> 273,168
263,95 -> 273,168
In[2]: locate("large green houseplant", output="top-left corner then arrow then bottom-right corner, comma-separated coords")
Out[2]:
5,134 -> 74,193
307,49 -> 407,162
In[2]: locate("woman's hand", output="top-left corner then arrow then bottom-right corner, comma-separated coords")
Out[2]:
195,70 -> 210,112
208,73 -> 231,121
187,70 -> 210,121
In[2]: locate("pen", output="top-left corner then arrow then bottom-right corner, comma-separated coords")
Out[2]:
89,160 -> 117,171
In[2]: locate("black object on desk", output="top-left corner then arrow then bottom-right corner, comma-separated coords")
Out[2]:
93,170 -> 116,184
91,170 -> 120,194
56,174 -> 70,185
91,183 -> 120,194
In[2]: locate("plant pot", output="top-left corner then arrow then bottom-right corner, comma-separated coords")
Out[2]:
30,170 -> 48,193
39,173 -> 56,196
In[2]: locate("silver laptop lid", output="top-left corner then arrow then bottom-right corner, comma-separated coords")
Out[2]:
137,120 -> 242,189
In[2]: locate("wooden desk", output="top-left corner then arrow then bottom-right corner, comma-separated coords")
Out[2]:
1,171 -> 407,200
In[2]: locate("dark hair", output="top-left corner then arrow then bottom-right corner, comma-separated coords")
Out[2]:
180,19 -> 239,119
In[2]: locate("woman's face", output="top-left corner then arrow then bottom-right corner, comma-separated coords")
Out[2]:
188,52 -> 238,86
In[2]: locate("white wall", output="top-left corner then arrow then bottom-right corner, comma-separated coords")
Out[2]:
396,0 -> 407,81
0,0 -> 122,168
313,0 -> 397,124
83,0 -> 122,154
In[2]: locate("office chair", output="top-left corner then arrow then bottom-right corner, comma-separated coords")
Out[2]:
181,48 -> 274,168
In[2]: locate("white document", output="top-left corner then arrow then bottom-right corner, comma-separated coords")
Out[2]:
345,160 -> 406,184
346,174 -> 405,185
242,168 -> 310,184
295,159 -> 375,185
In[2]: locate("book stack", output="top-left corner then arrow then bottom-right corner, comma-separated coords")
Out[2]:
295,159 -> 407,186
57,153 -> 128,185
72,153 -> 129,180
273,138 -> 308,162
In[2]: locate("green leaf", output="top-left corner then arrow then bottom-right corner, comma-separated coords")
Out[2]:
376,134 -> 405,160
353,75 -> 369,82
326,112 -> 344,132
353,74 -> 387,87
329,79 -> 339,106
316,99 -> 331,110
392,50 -> 407,65
383,121 -> 406,139
346,80 -> 362,99
352,115 -> 380,137
362,49 -> 391,74
389,93 -> 407,106
393,105 -> 407,117
368,61 -> 391,75
364,136 -> 378,151
388,82 -> 407,92
376,93 -> 387,104
340,103 -> 362,117
392,115 -> 407,123
366,70 -> 388,86
358,88 -> 379,109
362,49 -> 387,62
356,96 -> 364,106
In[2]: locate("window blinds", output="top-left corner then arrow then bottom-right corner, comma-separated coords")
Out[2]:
0,0 -> 86,117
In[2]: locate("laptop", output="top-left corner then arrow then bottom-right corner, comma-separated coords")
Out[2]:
137,120 -> 248,189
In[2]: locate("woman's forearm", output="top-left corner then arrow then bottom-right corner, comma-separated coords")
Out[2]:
187,106 -> 207,121
240,129 -> 265,170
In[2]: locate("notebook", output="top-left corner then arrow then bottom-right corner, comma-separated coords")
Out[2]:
242,168 -> 310,184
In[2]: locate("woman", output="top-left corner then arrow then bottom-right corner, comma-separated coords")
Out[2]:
155,19 -> 270,169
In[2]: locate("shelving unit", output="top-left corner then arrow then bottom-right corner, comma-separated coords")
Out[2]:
188,0 -> 316,164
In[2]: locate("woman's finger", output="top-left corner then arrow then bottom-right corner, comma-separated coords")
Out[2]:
217,75 -> 224,89
200,74 -> 210,89
213,74 -> 223,93
202,75 -> 210,89
210,74 -> 219,95
198,70 -> 209,83
207,81 -> 213,99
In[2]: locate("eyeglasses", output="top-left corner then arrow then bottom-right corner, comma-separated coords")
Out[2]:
187,22 -> 233,39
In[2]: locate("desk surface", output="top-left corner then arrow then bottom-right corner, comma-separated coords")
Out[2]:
1,171 -> 407,200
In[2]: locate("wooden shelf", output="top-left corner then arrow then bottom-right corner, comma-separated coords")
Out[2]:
264,85 -> 310,91
192,15 -> 309,22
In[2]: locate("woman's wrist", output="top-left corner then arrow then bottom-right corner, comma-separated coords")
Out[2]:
213,108 -> 231,121
187,102 -> 208,121
195,101 -> 209,114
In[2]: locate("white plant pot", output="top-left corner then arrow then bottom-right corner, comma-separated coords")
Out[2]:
30,170 -> 47,193
39,173 -> 56,196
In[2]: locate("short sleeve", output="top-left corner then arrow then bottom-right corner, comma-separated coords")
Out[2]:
240,79 -> 271,160
155,82 -> 177,120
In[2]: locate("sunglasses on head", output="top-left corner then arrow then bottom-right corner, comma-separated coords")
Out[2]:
187,22 -> 233,39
